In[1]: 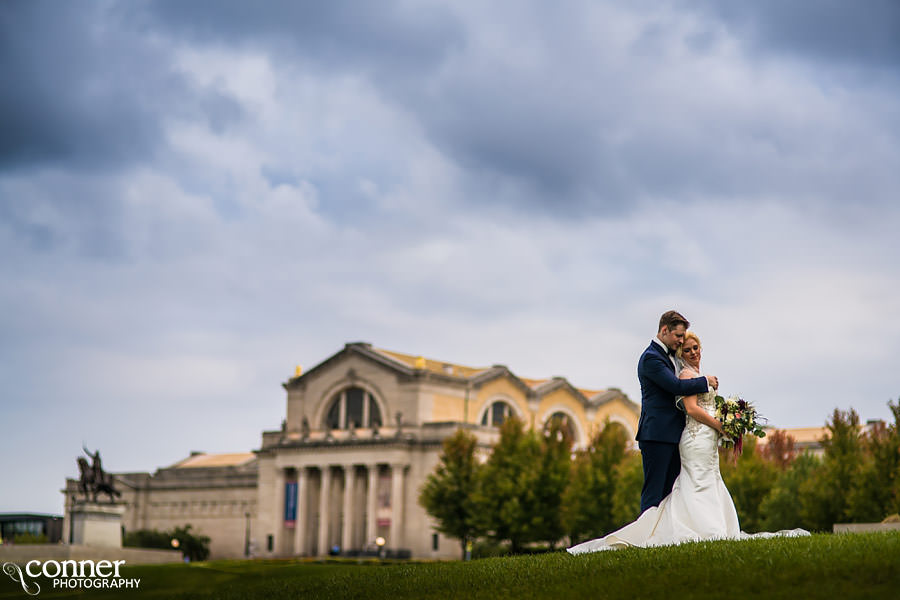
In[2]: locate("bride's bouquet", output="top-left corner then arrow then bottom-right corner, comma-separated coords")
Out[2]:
714,395 -> 766,456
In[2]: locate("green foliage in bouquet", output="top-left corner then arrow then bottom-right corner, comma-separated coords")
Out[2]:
715,395 -> 766,454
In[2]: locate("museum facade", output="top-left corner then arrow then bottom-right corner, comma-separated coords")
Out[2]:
63,342 -> 640,560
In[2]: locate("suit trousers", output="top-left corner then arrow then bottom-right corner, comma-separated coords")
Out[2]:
638,440 -> 681,513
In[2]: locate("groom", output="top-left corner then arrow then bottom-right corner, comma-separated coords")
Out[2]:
636,310 -> 718,513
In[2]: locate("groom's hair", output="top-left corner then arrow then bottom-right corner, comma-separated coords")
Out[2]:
658,310 -> 690,332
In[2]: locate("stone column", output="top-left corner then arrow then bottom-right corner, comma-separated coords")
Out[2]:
341,465 -> 355,552
366,464 -> 378,545
274,466 -> 286,555
389,463 -> 406,550
294,467 -> 307,555
317,466 -> 331,556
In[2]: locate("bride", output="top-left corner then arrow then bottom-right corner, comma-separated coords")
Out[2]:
568,331 -> 806,555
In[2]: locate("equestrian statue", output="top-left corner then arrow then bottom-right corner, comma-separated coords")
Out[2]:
77,445 -> 122,503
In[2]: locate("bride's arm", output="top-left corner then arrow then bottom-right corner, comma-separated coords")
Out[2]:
681,395 -> 725,436
679,370 -> 725,436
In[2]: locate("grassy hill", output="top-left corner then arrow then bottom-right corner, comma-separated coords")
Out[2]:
3,532 -> 898,599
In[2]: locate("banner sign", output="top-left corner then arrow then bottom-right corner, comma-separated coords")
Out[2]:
284,481 -> 298,528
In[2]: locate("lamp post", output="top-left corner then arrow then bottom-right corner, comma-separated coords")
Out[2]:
171,537 -> 184,563
375,536 -> 385,559
244,512 -> 251,558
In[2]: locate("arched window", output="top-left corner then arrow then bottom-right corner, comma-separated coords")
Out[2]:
323,387 -> 383,429
543,411 -> 576,443
480,401 -> 515,427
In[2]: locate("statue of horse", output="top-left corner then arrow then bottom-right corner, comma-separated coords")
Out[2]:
76,456 -> 94,498
77,446 -> 122,503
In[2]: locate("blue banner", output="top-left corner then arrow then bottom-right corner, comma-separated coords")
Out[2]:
284,481 -> 298,527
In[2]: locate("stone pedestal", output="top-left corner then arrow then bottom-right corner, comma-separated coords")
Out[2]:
70,501 -> 126,548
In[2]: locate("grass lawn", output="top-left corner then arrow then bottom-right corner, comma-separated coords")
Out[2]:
3,532 -> 899,599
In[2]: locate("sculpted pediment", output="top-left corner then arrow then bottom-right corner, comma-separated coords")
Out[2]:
284,342 -> 415,391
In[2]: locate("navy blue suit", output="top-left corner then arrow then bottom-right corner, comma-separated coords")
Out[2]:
636,341 -> 709,513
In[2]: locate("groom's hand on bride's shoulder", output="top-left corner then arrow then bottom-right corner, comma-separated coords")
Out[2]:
706,375 -> 718,389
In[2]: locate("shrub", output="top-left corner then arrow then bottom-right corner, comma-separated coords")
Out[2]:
124,524 -> 210,561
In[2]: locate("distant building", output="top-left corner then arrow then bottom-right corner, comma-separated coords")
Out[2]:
63,452 -> 258,558
759,419 -> 887,457
64,342 -> 639,559
0,513 -> 63,544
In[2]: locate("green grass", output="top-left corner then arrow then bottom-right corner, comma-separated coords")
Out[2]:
3,532 -> 899,599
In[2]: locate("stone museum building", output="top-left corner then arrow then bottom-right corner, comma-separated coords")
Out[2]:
63,342 -> 641,560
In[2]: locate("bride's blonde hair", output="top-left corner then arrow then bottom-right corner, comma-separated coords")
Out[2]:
676,330 -> 701,359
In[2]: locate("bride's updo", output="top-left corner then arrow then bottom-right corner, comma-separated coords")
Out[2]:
676,330 -> 701,360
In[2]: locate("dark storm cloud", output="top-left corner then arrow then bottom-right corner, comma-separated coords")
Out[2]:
694,0 -> 900,70
136,0 -> 900,217
0,1 -> 247,173
0,1 -> 157,170
138,1 -> 626,214
142,0 -> 464,78
5,0 -> 899,220
424,2 -> 900,215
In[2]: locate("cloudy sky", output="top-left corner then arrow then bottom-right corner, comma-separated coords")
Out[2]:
3,0 -> 899,515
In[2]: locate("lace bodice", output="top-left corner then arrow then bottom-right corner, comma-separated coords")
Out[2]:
695,389 -> 717,413
677,366 -> 717,438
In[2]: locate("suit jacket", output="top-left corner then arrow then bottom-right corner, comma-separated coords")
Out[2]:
636,341 -> 710,444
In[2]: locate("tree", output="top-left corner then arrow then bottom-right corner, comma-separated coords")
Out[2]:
610,452 -> 644,528
759,451 -> 820,531
172,525 -> 210,562
561,448 -> 601,544
758,429 -> 798,470
418,428 -> 484,559
719,437 -> 779,532
798,408 -> 864,531
473,417 -> 544,553
561,421 -> 631,543
534,417 -> 574,548
847,400 -> 900,522
124,524 -> 210,561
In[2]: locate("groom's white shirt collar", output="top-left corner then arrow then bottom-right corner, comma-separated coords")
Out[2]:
652,337 -> 679,370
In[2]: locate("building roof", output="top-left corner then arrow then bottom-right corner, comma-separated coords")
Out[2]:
759,426 -> 830,447
169,452 -> 256,469
287,342 -> 634,414
373,348 -> 488,378
373,346 -> 619,400
0,513 -> 63,521
519,377 -> 549,388
779,427 -> 830,444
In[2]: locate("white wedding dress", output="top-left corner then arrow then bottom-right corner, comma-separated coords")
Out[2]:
567,381 -> 808,555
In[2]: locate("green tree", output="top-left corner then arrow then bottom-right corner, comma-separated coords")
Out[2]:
798,408 -> 864,531
173,525 -> 210,562
418,428 -> 484,559
561,421 -> 630,543
847,400 -> 900,521
534,417 -> 574,548
610,452 -> 644,528
124,524 -> 210,561
473,417 -> 543,553
561,448 -> 601,544
719,437 -> 779,532
760,451 -> 820,531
